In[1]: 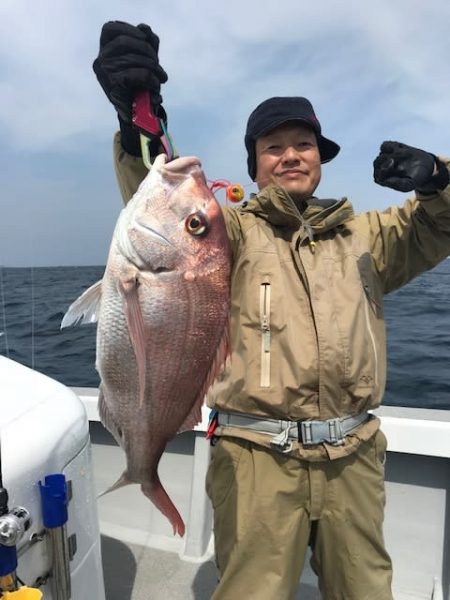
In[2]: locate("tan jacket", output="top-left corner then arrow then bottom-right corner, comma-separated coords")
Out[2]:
113,133 -> 450,460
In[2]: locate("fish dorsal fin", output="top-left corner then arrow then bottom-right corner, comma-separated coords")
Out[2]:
61,279 -> 102,328
119,276 -> 147,408
178,319 -> 231,433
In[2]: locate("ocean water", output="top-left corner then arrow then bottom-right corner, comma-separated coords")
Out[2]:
1,262 -> 449,410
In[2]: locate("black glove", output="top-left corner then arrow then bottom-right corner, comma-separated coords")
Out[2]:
373,141 -> 449,194
93,21 -> 168,155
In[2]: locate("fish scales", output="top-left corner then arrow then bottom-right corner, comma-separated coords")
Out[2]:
62,155 -> 231,536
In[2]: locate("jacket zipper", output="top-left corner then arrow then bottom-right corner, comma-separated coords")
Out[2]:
363,286 -> 379,388
260,282 -> 271,387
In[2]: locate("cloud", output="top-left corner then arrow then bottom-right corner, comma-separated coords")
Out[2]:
0,0 -> 449,151
1,0 -> 450,266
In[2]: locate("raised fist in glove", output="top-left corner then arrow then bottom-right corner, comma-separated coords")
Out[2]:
93,21 -> 168,155
373,141 -> 449,194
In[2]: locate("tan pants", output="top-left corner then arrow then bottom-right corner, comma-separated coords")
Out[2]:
206,430 -> 393,600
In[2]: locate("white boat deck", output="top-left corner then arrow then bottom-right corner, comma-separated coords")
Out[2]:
3,358 -> 449,599
76,387 -> 450,600
100,535 -> 322,599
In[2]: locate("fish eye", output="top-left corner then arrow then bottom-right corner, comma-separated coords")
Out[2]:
185,212 -> 208,236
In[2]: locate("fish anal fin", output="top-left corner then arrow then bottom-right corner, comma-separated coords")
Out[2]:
178,318 -> 231,434
118,275 -> 147,408
97,472 -> 132,499
61,279 -> 102,329
98,387 -> 124,447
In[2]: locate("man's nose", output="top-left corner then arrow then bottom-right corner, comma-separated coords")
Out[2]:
281,146 -> 300,163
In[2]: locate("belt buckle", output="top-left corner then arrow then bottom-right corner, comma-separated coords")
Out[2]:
328,418 -> 345,446
300,421 -> 315,445
300,419 -> 345,446
270,422 -> 295,454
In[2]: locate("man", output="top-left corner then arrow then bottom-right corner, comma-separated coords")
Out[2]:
93,22 -> 450,600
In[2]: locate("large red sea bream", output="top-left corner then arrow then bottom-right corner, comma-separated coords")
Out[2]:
62,155 -> 231,536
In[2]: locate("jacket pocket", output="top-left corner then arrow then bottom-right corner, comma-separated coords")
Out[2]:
206,437 -> 245,509
362,283 -> 379,389
259,280 -> 271,387
358,253 -> 383,319
374,429 -> 388,467
359,264 -> 384,392
362,280 -> 382,316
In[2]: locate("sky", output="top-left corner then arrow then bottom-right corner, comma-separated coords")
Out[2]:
1,0 -> 449,267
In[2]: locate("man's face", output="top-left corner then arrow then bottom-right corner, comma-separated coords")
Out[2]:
255,121 -> 321,201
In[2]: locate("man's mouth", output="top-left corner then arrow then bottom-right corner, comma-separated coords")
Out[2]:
279,169 -> 308,177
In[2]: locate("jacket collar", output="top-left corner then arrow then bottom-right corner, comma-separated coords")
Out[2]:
242,184 -> 354,234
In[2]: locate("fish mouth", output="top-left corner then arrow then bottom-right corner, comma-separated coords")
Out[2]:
163,156 -> 202,176
160,157 -> 205,187
134,220 -> 173,246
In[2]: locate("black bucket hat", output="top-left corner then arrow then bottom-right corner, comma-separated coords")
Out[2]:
245,96 -> 340,180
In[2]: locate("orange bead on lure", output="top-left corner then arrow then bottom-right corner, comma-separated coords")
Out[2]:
209,180 -> 245,203
226,184 -> 245,202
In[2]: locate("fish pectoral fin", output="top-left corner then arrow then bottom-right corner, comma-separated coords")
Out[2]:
178,318 -> 231,434
118,275 -> 147,408
61,279 -> 102,329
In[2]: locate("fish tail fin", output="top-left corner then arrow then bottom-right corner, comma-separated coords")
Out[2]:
142,479 -> 185,537
97,472 -> 132,499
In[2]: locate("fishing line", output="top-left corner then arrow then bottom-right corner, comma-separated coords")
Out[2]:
0,444 -> 4,512
30,265 -> 35,370
208,156 -> 322,205
208,179 -> 254,205
27,217 -> 37,371
208,169 -> 318,253
0,265 -> 10,358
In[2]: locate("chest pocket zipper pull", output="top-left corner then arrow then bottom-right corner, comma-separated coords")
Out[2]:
262,317 -> 271,351
305,224 -> 316,254
260,282 -> 271,387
